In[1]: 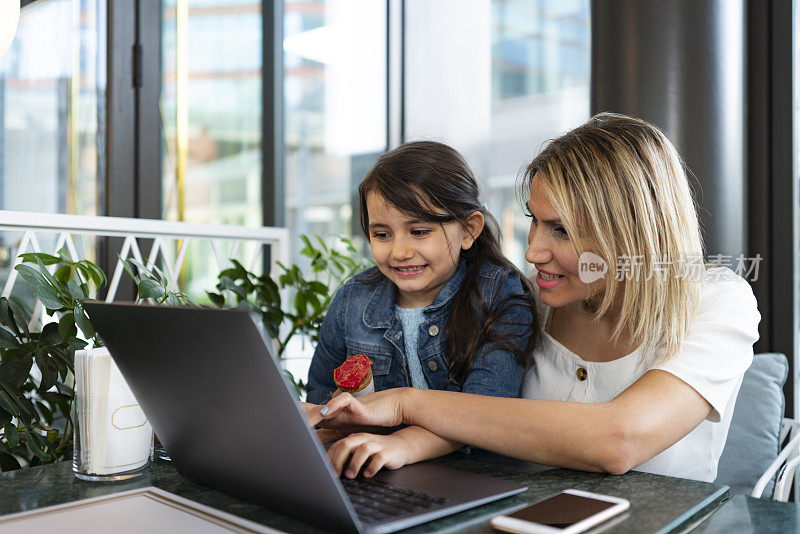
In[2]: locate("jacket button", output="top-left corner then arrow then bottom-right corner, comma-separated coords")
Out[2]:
428,325 -> 439,336
576,367 -> 588,381
428,360 -> 438,371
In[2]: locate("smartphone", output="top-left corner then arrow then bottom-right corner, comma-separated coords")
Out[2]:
490,489 -> 630,534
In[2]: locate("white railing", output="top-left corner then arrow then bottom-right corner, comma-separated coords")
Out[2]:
0,210 -> 290,326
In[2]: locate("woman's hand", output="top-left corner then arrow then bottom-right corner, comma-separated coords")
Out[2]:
313,388 -> 407,430
327,432 -> 409,478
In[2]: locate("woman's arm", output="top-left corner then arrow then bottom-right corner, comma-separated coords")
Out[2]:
326,426 -> 462,478
318,369 -> 712,474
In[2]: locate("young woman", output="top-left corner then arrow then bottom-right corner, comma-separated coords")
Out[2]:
305,141 -> 537,478
311,113 -> 760,483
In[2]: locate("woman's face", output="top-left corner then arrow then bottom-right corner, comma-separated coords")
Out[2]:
524,175 -> 603,309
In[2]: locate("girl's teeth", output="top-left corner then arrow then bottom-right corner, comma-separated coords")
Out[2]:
540,272 -> 560,280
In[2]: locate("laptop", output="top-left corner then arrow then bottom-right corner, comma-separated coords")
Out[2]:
83,302 -> 527,534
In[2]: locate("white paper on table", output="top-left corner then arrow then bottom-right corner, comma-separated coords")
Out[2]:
75,347 -> 152,475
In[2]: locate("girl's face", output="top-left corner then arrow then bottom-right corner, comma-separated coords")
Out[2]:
366,191 -> 483,309
524,176 -> 603,308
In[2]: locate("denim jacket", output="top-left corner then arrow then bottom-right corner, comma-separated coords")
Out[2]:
306,260 -> 533,404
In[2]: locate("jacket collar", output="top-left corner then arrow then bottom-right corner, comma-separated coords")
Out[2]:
362,260 -> 467,329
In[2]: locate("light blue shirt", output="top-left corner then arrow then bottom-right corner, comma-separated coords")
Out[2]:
395,306 -> 429,389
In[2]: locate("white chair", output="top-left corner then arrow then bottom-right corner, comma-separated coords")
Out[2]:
715,352 -> 795,501
752,418 -> 800,501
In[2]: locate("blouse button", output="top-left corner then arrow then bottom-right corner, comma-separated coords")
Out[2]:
428,360 -> 438,371
576,367 -> 588,381
428,325 -> 439,336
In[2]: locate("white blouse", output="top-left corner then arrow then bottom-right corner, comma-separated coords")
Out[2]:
522,267 -> 761,482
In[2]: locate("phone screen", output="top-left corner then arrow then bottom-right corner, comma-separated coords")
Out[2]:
507,493 -> 617,529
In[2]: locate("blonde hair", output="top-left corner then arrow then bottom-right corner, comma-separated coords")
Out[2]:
522,113 -> 704,361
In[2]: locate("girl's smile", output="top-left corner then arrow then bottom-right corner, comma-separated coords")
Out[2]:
391,264 -> 428,277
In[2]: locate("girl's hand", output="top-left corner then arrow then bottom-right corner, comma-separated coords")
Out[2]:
327,432 -> 408,478
313,389 -> 406,430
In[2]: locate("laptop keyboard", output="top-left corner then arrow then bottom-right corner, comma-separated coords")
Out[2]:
341,477 -> 450,523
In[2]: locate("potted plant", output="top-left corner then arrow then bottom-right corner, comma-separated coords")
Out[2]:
0,249 -> 104,471
207,235 -> 372,394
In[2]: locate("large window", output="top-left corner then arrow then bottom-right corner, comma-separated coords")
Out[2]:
405,0 -> 590,269
0,0 -> 105,286
0,0 -> 105,217
281,0 -> 590,272
283,0 -> 387,253
161,0 -> 263,294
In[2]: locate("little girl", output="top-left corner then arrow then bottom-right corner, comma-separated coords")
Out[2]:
306,141 -> 537,478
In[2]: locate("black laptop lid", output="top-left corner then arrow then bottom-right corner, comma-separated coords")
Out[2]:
84,302 -> 361,533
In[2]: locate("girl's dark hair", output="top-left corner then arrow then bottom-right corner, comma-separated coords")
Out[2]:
358,141 -> 537,387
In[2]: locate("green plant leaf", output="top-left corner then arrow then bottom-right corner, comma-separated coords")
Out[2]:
84,261 -> 107,288
48,346 -> 70,379
0,299 -> 20,339
66,279 -> 86,301
0,390 -> 19,419
53,264 -> 72,284
0,353 -> 33,389
56,246 -> 72,262
14,263 -> 50,288
73,306 -> 95,339
34,258 -> 64,297
307,292 -> 321,312
14,265 -> 66,310
35,350 -> 58,392
218,268 -> 241,280
8,299 -> 30,339
25,431 -> 49,460
3,423 -> 19,448
0,452 -> 21,471
206,291 -> 225,307
34,286 -> 66,311
58,313 -> 77,340
307,281 -> 328,295
0,325 -> 19,349
176,293 -> 198,306
67,337 -> 87,351
0,408 -> 11,428
121,258 -> 140,284
261,317 -> 280,339
40,322 -> 62,345
35,401 -> 53,425
40,391 -> 71,405
137,279 -> 165,300
294,292 -> 308,317
17,395 -> 36,425
133,259 -> 169,283
19,252 -> 62,265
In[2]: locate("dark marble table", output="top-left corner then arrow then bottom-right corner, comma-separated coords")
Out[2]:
692,495 -> 800,533
0,452 -> 729,533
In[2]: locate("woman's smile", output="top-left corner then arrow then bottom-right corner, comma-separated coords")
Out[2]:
536,267 -> 566,289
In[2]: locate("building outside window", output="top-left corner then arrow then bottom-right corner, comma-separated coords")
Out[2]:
161,0 -> 264,295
